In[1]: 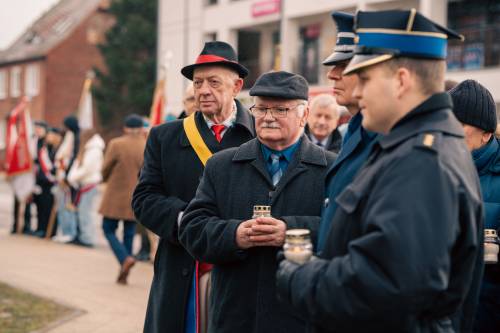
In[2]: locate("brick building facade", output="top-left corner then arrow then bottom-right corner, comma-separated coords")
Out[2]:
0,0 -> 113,169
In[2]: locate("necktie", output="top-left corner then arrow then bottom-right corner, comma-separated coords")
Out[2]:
316,141 -> 323,148
269,153 -> 283,186
211,124 -> 226,143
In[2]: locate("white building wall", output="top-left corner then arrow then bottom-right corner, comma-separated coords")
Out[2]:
159,0 -> 500,114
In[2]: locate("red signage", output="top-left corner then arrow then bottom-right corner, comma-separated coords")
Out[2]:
252,0 -> 281,18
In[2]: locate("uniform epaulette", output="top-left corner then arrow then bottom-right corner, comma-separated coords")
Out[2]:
414,132 -> 440,153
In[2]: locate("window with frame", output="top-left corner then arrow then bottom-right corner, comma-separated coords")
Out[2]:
0,71 -> 6,99
447,0 -> 500,70
25,64 -> 40,97
10,67 -> 21,97
298,24 -> 321,84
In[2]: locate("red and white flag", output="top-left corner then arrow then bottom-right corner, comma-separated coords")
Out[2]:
149,78 -> 166,126
5,97 -> 35,200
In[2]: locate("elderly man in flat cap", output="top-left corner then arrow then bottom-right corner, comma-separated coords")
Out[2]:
179,71 -> 335,333
132,41 -> 254,333
277,9 -> 483,333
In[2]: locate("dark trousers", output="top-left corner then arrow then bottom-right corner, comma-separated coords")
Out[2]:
12,197 -> 31,233
102,217 -> 136,264
473,269 -> 500,333
34,185 -> 55,236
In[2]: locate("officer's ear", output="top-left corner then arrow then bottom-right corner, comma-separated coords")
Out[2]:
394,67 -> 413,99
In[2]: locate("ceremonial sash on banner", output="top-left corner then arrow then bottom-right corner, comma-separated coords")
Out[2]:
183,113 -> 213,333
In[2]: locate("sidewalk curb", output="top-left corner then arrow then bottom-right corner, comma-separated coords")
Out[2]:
34,308 -> 87,333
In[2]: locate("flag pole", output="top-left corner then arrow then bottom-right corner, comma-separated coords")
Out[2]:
78,70 -> 95,130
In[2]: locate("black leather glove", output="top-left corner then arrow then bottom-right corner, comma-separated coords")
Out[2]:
276,257 -> 300,304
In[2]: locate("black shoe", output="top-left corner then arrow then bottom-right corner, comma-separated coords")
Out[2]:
68,238 -> 94,248
134,252 -> 151,262
33,230 -> 46,238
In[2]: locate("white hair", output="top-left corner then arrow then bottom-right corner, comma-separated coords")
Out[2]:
296,99 -> 308,117
310,94 -> 339,118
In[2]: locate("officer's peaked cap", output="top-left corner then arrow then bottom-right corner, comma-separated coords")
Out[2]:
323,12 -> 356,66
344,9 -> 464,75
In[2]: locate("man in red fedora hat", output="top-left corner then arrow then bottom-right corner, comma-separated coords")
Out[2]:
133,41 -> 255,333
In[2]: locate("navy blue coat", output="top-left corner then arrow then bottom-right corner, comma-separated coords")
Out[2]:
472,137 -> 500,332
316,112 -> 379,251
473,137 -> 500,231
277,93 -> 484,333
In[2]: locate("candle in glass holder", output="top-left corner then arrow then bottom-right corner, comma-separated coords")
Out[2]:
252,205 -> 271,219
284,229 -> 313,264
484,229 -> 499,264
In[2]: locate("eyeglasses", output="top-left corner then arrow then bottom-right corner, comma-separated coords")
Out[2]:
249,104 -> 304,118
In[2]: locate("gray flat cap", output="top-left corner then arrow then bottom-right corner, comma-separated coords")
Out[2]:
249,71 -> 309,100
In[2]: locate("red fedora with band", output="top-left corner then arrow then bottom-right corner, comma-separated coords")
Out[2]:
181,41 -> 249,80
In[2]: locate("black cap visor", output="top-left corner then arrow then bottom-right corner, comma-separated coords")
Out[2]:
343,54 -> 394,75
322,51 -> 354,66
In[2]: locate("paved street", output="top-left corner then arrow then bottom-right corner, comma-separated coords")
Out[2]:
0,178 -> 153,332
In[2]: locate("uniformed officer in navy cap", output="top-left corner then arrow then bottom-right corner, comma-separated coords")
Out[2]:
315,11 -> 381,254
277,9 -> 484,333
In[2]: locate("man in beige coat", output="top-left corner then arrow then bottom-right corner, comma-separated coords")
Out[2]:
99,114 -> 146,284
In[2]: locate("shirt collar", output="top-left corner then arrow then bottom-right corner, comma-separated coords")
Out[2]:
203,101 -> 237,129
310,134 -> 329,147
261,137 -> 302,163
378,93 -> 462,150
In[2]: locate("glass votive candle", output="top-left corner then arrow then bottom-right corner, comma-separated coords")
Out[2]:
484,229 -> 499,264
284,229 -> 313,264
252,205 -> 271,219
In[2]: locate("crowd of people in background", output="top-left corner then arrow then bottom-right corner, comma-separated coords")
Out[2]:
8,113 -> 155,284
8,79 -> 203,286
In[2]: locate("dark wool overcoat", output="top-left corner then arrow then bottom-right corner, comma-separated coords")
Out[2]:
132,102 -> 254,333
277,93 -> 484,333
179,136 -> 335,333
